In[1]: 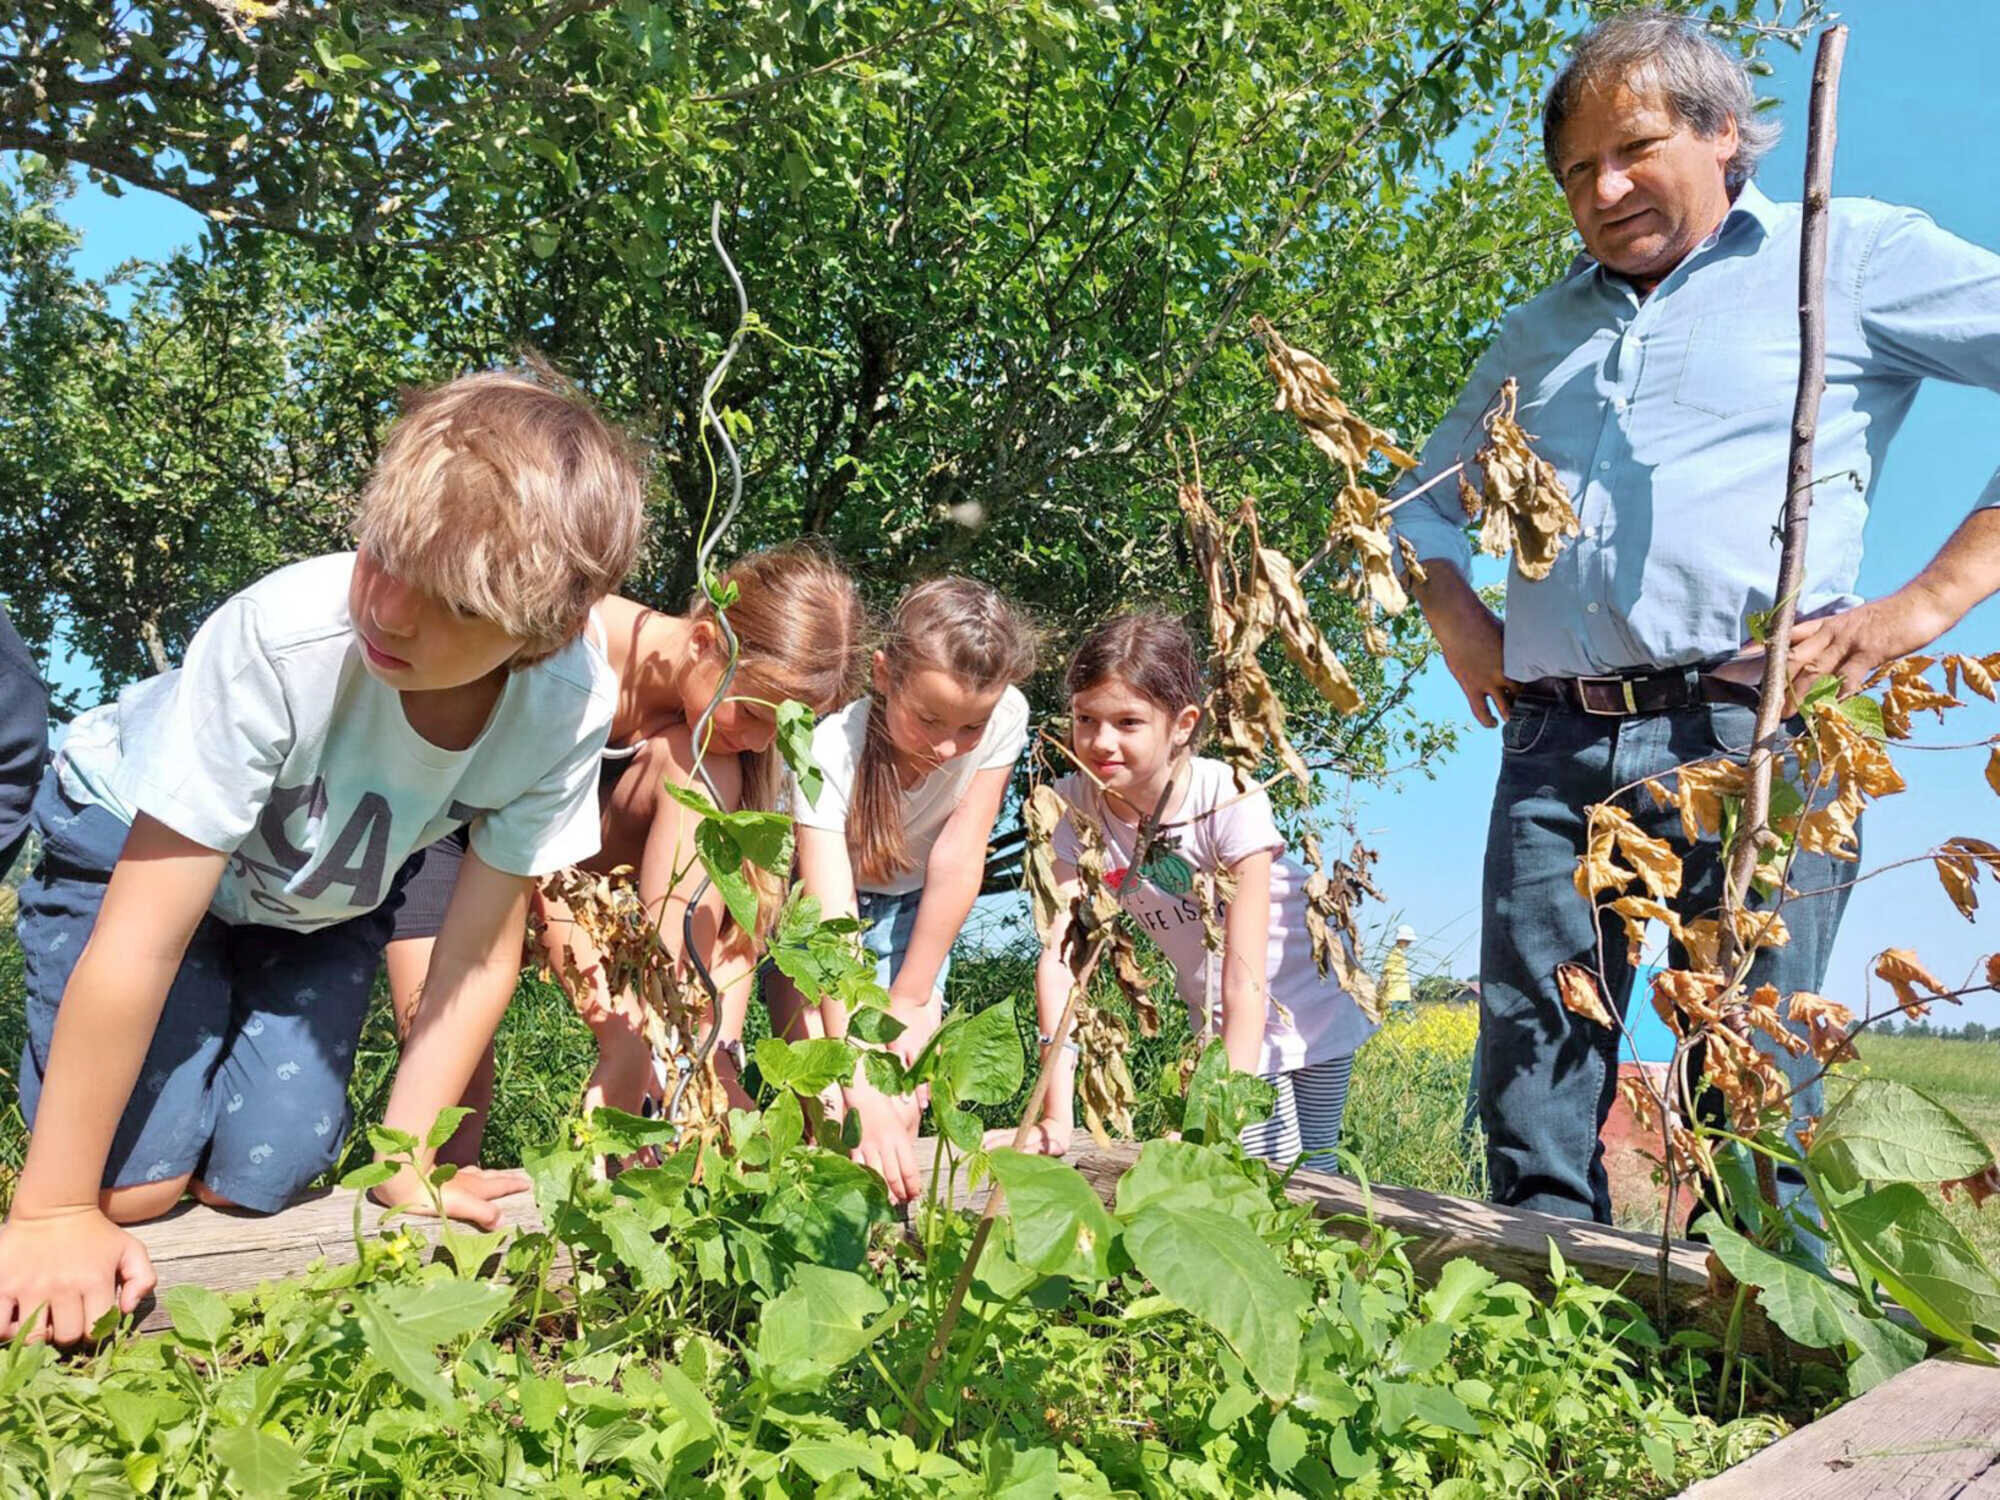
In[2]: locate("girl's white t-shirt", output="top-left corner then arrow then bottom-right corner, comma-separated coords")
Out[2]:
791,686 -> 1030,895
1052,756 -> 1377,1074
57,552 -> 614,931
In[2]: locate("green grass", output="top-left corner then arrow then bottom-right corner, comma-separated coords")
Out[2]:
1833,1030 -> 2000,1266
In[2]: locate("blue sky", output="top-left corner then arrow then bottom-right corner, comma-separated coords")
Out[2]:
36,2 -> 2000,1035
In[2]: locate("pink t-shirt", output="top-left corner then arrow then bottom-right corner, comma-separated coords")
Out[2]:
1052,757 -> 1377,1075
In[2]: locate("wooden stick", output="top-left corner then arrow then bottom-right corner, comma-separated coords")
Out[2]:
1719,24 -> 1849,950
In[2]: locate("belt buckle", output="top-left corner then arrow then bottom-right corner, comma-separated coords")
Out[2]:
1575,674 -> 1637,716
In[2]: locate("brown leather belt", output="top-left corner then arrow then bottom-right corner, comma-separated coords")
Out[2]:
1519,665 -> 1761,717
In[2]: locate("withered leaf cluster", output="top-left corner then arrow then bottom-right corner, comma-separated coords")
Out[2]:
1251,316 -> 1420,638
1301,833 -> 1384,1024
1460,378 -> 1580,581
534,867 -> 729,1147
1176,467 -> 1349,798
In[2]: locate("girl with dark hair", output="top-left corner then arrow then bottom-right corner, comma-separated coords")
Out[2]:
1003,610 -> 1375,1168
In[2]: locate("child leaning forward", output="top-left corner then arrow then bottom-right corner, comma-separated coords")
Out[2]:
1005,610 -> 1377,1168
0,367 -> 646,1344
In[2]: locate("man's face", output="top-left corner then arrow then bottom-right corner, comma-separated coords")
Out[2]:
1554,78 -> 1739,290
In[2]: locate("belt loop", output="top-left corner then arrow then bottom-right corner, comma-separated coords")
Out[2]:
1682,664 -> 1700,708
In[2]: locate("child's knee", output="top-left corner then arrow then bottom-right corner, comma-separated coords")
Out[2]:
101,1173 -> 195,1224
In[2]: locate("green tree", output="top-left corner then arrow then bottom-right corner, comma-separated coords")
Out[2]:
1,0 -> 1810,775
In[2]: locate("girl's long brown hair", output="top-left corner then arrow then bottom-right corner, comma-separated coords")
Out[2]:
690,545 -> 866,934
851,577 -> 1039,889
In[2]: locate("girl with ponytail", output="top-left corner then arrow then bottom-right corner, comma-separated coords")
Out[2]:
771,576 -> 1039,1202
385,546 -> 866,1155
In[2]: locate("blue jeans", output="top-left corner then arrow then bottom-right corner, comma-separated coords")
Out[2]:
857,888 -> 952,1003
1478,695 -> 1851,1223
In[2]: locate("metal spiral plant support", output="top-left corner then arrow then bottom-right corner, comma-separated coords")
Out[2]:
667,201 -> 753,1126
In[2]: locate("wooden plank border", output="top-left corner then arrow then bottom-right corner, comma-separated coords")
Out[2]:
127,1141 -> 1725,1340
1681,1355 -> 2000,1499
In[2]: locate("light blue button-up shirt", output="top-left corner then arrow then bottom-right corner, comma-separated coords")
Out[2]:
1390,182 -> 2000,682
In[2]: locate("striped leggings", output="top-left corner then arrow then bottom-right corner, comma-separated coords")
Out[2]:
1239,1054 -> 1355,1169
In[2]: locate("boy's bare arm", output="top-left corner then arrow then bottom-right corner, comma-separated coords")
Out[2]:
0,814 -> 227,1343
373,850 -> 533,1225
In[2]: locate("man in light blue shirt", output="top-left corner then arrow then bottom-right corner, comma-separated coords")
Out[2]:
1392,10 -> 2000,1225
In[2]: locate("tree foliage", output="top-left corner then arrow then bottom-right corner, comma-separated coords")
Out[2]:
1,0 -> 1796,771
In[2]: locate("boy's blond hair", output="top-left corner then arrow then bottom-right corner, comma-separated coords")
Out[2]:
355,366 -> 648,662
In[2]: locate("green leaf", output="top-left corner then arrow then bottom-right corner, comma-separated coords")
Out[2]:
753,1266 -> 893,1392
1122,1201 -> 1308,1399
426,1106 -> 474,1150
776,700 -> 822,807
339,1160 -> 397,1191
756,1036 -> 855,1095
1266,1408 -> 1307,1476
1839,693 -> 1887,738
519,1372 -> 566,1434
164,1285 -> 234,1347
1838,1184 -> 2000,1350
847,1005 -> 906,1046
931,1000 -> 1026,1107
765,1089 -> 804,1159
588,1103 -> 678,1157
696,819 -> 761,934
354,1281 -> 510,1408
1114,1137 -> 1272,1224
212,1422 -> 304,1496
1422,1259 -> 1499,1325
367,1124 -> 421,1158
990,1149 -> 1117,1283
1703,1218 -> 1928,1393
1810,1077 -> 1995,1187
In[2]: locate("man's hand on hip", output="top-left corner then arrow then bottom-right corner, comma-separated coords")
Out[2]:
1412,561 -> 1515,727
1784,589 -> 1953,708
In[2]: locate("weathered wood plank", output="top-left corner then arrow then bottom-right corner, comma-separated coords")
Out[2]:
126,1187 -> 547,1333
1681,1356 -> 2000,1499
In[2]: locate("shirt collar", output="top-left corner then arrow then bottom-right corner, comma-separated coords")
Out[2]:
1568,179 -> 1782,291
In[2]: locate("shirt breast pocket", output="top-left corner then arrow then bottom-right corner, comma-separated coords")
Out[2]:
1673,311 -> 1799,419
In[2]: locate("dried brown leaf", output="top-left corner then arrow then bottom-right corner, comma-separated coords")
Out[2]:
1876,947 -> 1950,1020
1469,378 -> 1580,581
1556,962 -> 1615,1028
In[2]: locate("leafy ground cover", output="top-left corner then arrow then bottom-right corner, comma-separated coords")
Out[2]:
0,931 -> 1809,1496
0,1039 -> 1788,1498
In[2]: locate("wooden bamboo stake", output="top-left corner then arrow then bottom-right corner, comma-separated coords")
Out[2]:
1713,23 -> 1847,1219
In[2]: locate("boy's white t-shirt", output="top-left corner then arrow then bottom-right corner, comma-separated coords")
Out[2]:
1052,757 -> 1377,1075
58,552 -> 614,931
791,686 -> 1030,895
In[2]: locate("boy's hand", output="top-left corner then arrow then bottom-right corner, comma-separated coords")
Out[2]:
371,1165 -> 531,1230
982,1120 -> 1072,1158
844,1075 -> 923,1204
0,1206 -> 157,1344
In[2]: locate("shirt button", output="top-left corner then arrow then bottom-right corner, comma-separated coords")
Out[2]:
1598,460 -> 1611,471
1587,602 -> 1601,614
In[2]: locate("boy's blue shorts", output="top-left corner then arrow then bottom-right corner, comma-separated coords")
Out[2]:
15,767 -> 401,1213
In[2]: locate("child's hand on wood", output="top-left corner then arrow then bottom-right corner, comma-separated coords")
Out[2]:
371,1164 -> 530,1230
0,1205 -> 156,1344
982,1120 -> 1071,1158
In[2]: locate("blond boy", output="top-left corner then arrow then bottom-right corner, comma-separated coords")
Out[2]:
0,369 -> 645,1343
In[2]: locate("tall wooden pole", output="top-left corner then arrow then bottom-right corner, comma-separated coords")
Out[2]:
1720,25 -> 1850,964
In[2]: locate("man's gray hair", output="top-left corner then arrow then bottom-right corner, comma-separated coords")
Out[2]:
1542,8 -> 1780,193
